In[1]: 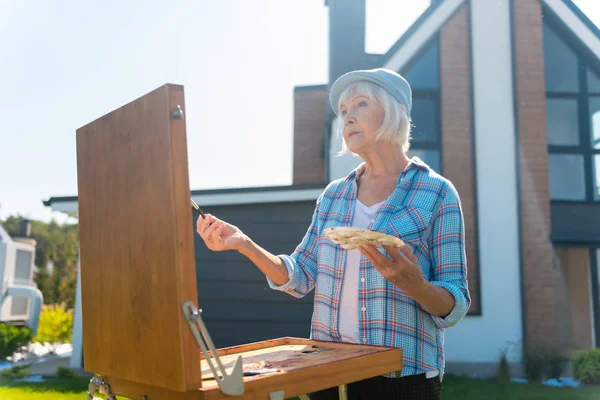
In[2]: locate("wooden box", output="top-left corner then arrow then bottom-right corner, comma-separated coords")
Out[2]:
75,84 -> 403,399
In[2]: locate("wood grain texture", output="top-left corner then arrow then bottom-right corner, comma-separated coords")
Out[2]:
76,83 -> 201,391
199,338 -> 403,400
105,338 -> 402,400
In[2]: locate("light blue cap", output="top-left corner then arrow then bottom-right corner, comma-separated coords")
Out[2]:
329,68 -> 412,116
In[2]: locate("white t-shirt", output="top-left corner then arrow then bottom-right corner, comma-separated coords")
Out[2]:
338,199 -> 384,343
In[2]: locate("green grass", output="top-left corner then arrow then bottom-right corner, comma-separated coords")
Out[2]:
1,375 -> 599,399
442,375 -> 600,400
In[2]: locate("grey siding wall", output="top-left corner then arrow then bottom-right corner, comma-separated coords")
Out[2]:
193,201 -> 317,348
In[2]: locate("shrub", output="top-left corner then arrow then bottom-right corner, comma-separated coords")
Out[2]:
523,346 -> 565,381
33,303 -> 73,351
547,350 -> 566,379
523,347 -> 546,381
496,350 -> 511,383
573,348 -> 600,384
56,366 -> 77,378
0,365 -> 31,383
0,323 -> 33,359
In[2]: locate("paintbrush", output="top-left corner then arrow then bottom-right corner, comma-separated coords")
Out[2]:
190,199 -> 206,218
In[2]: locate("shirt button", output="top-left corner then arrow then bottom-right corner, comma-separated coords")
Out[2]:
362,307 -> 366,312
361,277 -> 365,283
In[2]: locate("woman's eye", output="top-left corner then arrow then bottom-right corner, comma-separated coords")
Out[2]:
341,110 -> 347,116
359,101 -> 367,107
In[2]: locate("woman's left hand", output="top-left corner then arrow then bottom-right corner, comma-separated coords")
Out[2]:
358,244 -> 427,296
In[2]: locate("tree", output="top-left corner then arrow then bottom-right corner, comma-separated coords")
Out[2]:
1,215 -> 79,309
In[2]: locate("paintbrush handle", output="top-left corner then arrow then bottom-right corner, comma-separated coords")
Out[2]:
190,199 -> 206,218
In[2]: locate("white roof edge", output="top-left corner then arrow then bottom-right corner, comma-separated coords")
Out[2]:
46,187 -> 325,217
541,0 -> 600,60
0,225 -> 12,242
192,188 -> 323,207
384,0 -> 466,72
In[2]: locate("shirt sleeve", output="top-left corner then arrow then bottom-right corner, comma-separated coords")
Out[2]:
427,182 -> 471,329
266,192 -> 323,298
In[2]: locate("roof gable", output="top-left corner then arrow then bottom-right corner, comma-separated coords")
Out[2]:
382,0 -> 466,73
541,0 -> 600,69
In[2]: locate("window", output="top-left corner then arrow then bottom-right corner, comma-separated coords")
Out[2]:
404,41 -> 440,91
546,98 -> 579,146
543,20 -> 600,201
548,154 -> 586,200
594,155 -> 600,200
402,39 -> 441,173
590,97 -> 600,150
588,68 -> 600,94
411,97 -> 438,143
543,22 -> 578,93
10,297 -> 29,317
407,149 -> 440,172
14,249 -> 32,281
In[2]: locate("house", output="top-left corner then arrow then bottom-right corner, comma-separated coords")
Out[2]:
44,0 -> 600,376
0,220 -> 43,333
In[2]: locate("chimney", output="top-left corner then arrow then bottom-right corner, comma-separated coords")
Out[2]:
13,219 -> 37,247
20,219 -> 31,238
292,1 -> 377,185
324,0 -> 381,182
327,0 -> 380,85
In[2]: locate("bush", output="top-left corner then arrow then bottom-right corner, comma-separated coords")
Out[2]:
56,366 -> 77,378
33,303 -> 73,350
523,346 -> 565,381
496,351 -> 511,383
0,365 -> 31,383
573,348 -> 600,384
0,323 -> 33,359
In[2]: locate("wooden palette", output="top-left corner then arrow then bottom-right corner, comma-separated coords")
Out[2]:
323,227 -> 405,250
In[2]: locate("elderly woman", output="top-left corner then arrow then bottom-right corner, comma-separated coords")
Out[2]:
196,68 -> 470,400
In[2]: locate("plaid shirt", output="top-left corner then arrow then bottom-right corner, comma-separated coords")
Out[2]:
267,157 -> 470,379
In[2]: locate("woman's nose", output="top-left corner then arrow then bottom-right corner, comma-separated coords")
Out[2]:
344,111 -> 356,125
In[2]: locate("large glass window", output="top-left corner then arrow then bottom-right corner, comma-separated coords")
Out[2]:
543,20 -> 600,201
402,39 -> 441,173
543,22 -> 579,93
410,97 -> 438,143
404,41 -> 440,91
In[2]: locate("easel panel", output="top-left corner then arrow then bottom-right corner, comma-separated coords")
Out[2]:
76,84 -> 201,391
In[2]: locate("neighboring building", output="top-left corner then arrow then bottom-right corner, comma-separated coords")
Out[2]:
0,221 -> 43,333
45,0 -> 600,376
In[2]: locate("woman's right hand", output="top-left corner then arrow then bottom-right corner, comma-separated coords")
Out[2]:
196,214 -> 249,252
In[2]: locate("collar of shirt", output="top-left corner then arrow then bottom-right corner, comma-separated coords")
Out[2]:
339,156 -> 431,231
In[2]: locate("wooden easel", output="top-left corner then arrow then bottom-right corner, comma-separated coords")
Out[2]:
75,84 -> 403,399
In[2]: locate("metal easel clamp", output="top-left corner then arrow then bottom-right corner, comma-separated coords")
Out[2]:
181,300 -> 245,396
87,374 -> 118,400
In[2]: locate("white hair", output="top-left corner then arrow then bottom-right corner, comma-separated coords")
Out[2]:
336,81 -> 411,156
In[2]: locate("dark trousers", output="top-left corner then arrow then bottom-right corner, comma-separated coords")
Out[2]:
307,373 -> 441,400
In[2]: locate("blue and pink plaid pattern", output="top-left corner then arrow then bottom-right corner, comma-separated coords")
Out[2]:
267,157 -> 470,378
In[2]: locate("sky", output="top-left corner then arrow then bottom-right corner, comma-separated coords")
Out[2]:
0,0 -> 599,224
